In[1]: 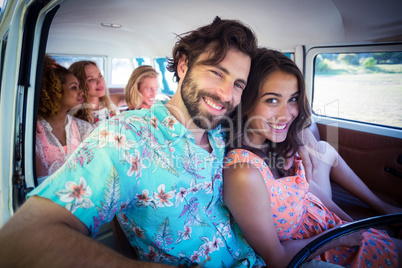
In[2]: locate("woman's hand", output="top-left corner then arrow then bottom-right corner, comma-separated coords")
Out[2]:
338,230 -> 364,248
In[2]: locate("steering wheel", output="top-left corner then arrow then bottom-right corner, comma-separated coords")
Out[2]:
288,213 -> 402,268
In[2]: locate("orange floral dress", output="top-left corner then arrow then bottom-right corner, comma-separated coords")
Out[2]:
224,149 -> 398,267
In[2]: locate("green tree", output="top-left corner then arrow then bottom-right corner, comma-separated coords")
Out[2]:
315,55 -> 332,72
372,53 -> 389,64
390,52 -> 402,64
361,57 -> 377,69
337,53 -> 359,65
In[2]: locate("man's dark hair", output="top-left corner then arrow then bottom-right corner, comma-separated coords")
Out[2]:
166,16 -> 258,82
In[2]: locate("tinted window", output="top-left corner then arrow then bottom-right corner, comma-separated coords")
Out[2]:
153,57 -> 176,95
313,52 -> 402,129
51,55 -> 105,75
112,58 -> 133,85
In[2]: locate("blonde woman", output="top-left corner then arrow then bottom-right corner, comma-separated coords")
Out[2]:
125,65 -> 159,110
69,61 -> 118,127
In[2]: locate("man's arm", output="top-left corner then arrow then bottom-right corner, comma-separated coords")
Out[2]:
285,128 -> 321,182
0,196 -> 169,267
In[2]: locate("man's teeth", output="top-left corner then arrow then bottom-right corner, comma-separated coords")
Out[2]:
269,123 -> 286,130
205,98 -> 223,110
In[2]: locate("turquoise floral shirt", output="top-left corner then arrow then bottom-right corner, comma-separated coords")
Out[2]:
29,101 -> 263,267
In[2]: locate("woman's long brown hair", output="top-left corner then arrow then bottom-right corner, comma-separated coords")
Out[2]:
68,61 -> 116,124
226,48 -> 311,176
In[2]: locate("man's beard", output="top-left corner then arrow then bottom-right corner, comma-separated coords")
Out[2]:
181,70 -> 235,130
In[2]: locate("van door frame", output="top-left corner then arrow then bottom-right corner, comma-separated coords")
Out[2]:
0,0 -> 60,226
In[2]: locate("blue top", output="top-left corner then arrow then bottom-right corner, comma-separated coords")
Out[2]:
29,101 -> 264,267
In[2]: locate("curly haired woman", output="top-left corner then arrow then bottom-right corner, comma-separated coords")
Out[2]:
36,55 -> 93,182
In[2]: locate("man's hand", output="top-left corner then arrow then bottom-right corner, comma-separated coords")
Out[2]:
284,128 -> 321,182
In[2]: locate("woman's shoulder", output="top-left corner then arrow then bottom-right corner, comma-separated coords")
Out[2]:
108,101 -> 120,115
69,114 -> 90,126
69,115 -> 94,133
36,118 -> 52,133
224,148 -> 267,169
223,149 -> 270,186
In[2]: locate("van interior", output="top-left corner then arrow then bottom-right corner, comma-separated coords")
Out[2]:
0,0 -> 401,264
45,0 -> 402,217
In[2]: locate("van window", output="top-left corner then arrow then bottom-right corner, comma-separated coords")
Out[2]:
133,57 -> 152,67
0,0 -> 6,19
132,57 -> 177,95
154,57 -> 176,95
112,58 -> 133,85
284,52 -> 294,60
51,55 -> 105,75
50,55 -> 177,95
312,51 -> 402,129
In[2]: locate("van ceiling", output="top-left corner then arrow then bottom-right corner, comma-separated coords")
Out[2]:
46,0 -> 402,58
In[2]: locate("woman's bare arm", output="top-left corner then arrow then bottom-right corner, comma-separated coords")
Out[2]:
223,164 -> 363,268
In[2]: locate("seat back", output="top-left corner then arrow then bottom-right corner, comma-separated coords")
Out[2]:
111,216 -> 139,259
309,117 -> 321,141
309,121 -> 320,141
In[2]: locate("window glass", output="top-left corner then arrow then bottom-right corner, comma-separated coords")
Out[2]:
133,57 -> 152,68
153,57 -> 177,95
313,52 -> 402,128
51,55 -> 105,75
112,58 -> 133,85
284,52 -> 294,60
131,57 -> 177,96
0,0 -> 6,19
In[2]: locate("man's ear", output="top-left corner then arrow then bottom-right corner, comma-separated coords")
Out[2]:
177,54 -> 188,79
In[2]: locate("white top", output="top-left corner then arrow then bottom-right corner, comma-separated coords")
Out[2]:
36,115 -> 93,177
91,102 -> 119,128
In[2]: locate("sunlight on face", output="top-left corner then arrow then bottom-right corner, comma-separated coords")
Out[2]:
246,71 -> 299,146
84,64 -> 106,101
139,77 -> 158,109
180,49 -> 251,130
61,74 -> 84,110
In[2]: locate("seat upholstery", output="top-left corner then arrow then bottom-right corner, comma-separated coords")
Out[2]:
309,119 -> 320,141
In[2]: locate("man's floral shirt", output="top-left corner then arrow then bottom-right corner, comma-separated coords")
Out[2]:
28,101 -> 263,267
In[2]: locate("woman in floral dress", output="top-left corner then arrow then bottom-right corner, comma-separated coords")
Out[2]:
223,48 -> 401,267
